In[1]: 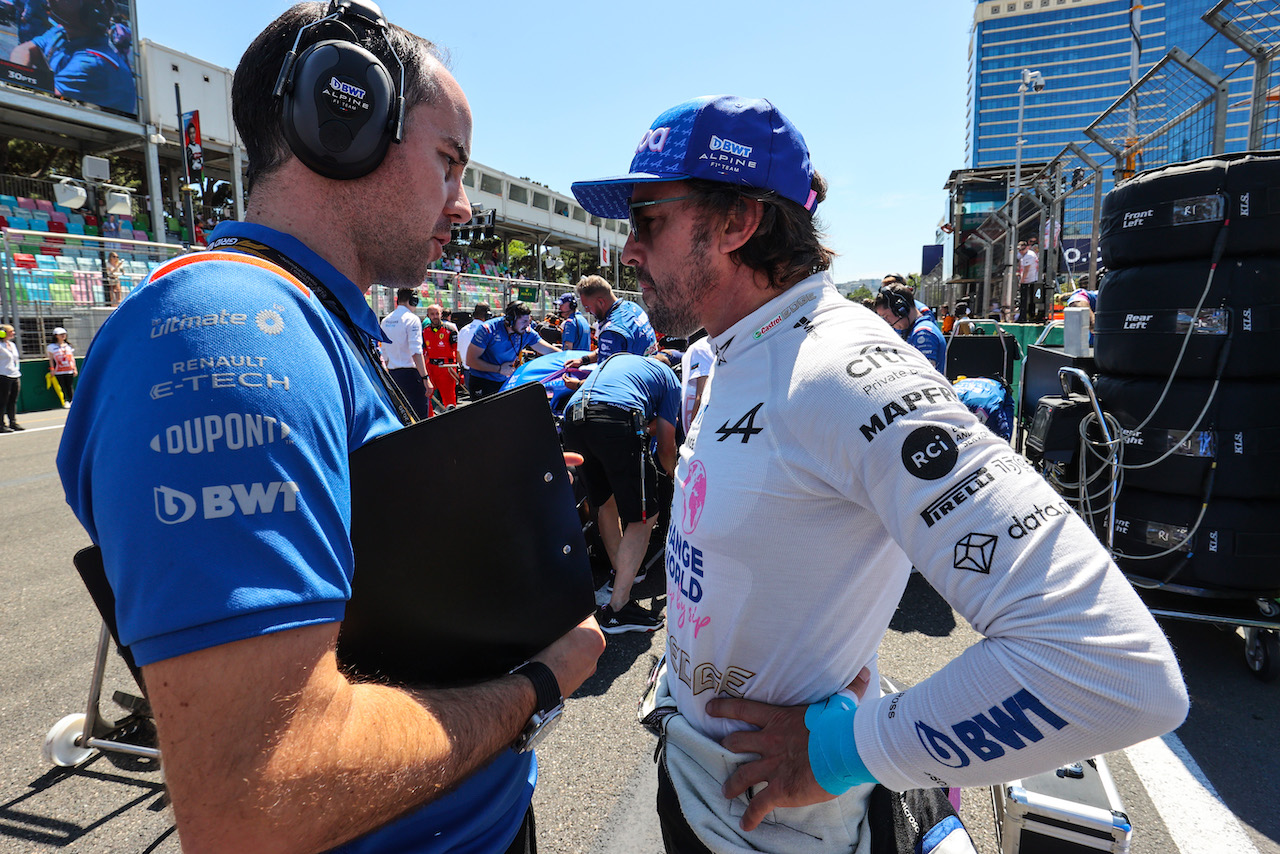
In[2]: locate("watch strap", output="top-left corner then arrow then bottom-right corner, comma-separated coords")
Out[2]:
511,660 -> 561,714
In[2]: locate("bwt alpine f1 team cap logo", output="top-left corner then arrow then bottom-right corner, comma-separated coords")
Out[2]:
570,95 -> 816,221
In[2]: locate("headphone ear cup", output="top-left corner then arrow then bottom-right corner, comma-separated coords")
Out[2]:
281,39 -> 396,180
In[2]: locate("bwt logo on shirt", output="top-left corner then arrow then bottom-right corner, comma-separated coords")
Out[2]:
915,689 -> 1069,769
154,482 -> 299,525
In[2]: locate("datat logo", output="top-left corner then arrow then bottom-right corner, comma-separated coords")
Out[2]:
901,426 -> 958,480
1007,501 -> 1074,538
954,533 -> 998,573
915,689 -> 1069,769
153,482 -> 300,524
709,135 -> 752,158
150,413 -> 292,455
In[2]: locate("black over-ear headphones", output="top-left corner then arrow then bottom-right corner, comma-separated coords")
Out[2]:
880,285 -> 912,320
504,301 -> 529,327
273,0 -> 406,181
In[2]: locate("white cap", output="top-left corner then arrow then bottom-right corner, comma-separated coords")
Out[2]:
53,327 -> 67,335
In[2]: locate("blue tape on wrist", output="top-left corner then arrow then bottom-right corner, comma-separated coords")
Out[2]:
805,693 -> 877,796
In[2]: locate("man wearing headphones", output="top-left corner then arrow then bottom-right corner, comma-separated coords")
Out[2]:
557,292 -> 593,352
8,0 -> 135,114
873,282 -> 947,372
381,287 -> 433,419
57,4 -> 603,852
466,300 -> 560,400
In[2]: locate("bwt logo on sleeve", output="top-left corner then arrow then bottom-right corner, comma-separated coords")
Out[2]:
915,689 -> 1069,769
154,482 -> 299,525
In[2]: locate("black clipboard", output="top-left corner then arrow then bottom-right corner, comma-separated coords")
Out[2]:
337,382 -> 596,685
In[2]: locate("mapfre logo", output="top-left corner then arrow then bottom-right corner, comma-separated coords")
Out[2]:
154,482 -> 299,525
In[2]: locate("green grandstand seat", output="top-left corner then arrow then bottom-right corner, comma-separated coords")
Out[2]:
50,272 -> 74,303
85,225 -> 99,236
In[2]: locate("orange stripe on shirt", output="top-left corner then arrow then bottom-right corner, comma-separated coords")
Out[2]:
148,251 -> 312,297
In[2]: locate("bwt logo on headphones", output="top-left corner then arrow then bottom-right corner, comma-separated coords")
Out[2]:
637,127 -> 671,154
330,76 -> 367,100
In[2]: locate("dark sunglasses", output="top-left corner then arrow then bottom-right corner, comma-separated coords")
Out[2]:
627,195 -> 692,242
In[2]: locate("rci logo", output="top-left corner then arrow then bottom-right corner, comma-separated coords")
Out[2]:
900,426 -> 958,480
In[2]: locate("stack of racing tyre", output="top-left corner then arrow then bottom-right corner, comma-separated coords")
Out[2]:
1093,152 -> 1280,596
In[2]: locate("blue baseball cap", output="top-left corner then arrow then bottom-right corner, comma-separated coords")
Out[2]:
571,95 -> 816,221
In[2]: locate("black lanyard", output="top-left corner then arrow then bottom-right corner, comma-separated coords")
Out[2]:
213,239 -> 419,427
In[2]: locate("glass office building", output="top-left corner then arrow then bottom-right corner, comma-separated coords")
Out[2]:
966,0 -> 1244,170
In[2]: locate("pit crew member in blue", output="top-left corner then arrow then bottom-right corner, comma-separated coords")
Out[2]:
874,282 -> 947,373
466,299 -> 560,399
572,94 -> 1187,854
563,274 -> 658,369
557,292 -> 593,351
8,0 -> 135,115
56,6 -> 602,853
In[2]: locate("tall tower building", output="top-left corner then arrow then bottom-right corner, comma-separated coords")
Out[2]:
965,0 -> 1240,171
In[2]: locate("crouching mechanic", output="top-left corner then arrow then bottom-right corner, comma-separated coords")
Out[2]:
562,352 -> 679,634
56,4 -> 603,852
874,282 -> 946,372
571,94 -> 1188,853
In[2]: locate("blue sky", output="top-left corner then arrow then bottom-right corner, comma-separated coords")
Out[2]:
137,1 -> 974,283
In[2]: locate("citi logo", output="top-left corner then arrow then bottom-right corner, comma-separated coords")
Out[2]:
329,77 -> 366,99
709,135 -> 752,158
154,482 -> 299,525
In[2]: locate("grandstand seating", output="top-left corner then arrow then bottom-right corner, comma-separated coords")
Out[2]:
35,199 -> 53,214
49,211 -> 68,224
16,197 -> 36,211
0,194 -> 17,208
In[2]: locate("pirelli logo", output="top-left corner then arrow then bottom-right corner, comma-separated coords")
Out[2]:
921,466 -> 995,527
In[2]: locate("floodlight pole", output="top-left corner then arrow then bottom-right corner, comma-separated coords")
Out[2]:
1010,69 -> 1044,322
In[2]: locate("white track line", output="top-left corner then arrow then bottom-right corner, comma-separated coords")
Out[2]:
0,423 -> 65,437
1125,732 -> 1260,854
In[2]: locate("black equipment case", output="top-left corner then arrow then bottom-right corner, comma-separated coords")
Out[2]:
991,755 -> 1132,853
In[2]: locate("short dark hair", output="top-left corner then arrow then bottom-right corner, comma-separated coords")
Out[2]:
232,2 -> 447,194
473,302 -> 491,319
396,288 -> 417,304
685,173 -> 835,290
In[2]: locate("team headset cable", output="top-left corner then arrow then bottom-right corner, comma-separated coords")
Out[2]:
1057,198 -> 1237,574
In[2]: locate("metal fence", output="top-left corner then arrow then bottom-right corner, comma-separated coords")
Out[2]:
956,0 -> 1280,318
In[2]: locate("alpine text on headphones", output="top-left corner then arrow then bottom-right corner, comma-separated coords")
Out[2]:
273,0 -> 407,180
879,285 -> 912,320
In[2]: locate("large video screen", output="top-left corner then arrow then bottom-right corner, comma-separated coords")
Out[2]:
0,0 -> 137,117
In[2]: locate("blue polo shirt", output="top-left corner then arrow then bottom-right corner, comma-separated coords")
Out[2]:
57,220 -> 533,854
32,24 -> 135,114
597,299 -> 657,360
565,354 -> 680,425
560,312 -> 592,351
469,317 -> 542,384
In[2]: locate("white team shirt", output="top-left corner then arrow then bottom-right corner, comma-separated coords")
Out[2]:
379,305 -> 423,370
1019,248 -> 1040,283
679,337 -> 714,434
666,272 -> 1186,801
457,319 -> 483,370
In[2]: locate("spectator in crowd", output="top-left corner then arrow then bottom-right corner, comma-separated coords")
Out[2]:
557,292 -> 592,352
953,301 -> 977,335
46,326 -> 75,408
562,353 -> 678,634
938,303 -> 954,335
57,5 -> 603,852
103,250 -> 124,306
1017,240 -> 1041,322
563,275 -> 657,368
422,302 -> 459,411
8,0 -> 135,114
466,300 -> 559,400
873,282 -> 947,372
381,287 -> 432,419
0,324 -> 23,432
570,93 -> 1186,851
